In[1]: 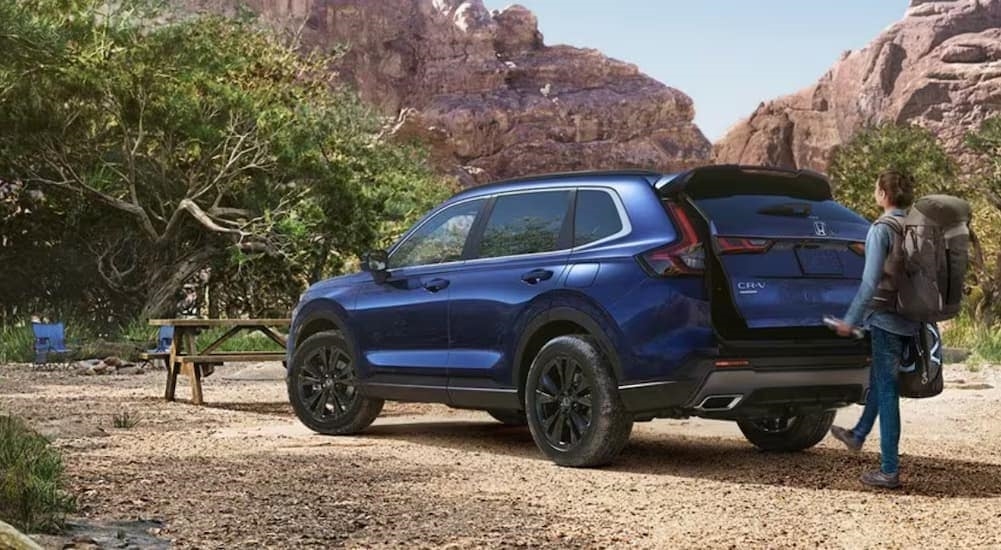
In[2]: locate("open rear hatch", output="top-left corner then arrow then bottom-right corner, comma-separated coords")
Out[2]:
659,166 -> 871,353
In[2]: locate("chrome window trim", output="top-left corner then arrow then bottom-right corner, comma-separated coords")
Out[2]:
387,185 -> 632,272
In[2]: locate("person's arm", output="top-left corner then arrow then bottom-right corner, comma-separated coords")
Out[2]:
842,223 -> 891,328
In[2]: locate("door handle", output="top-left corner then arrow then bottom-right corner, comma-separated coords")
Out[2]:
423,278 -> 450,292
521,269 -> 554,284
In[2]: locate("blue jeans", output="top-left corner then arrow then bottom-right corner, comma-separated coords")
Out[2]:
852,327 -> 909,474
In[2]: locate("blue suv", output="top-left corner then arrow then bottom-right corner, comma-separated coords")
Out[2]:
287,165 -> 871,467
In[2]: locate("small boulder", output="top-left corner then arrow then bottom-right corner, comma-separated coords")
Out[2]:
103,356 -> 124,368
115,366 -> 142,376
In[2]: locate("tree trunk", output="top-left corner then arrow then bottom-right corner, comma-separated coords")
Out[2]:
139,248 -> 219,319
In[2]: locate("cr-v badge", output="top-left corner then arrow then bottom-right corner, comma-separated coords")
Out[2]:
737,281 -> 766,295
814,221 -> 827,237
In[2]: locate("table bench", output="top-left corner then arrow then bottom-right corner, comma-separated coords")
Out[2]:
150,319 -> 290,405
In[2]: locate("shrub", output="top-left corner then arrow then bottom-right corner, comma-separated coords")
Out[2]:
0,416 -> 76,534
111,411 -> 140,430
0,324 -> 33,364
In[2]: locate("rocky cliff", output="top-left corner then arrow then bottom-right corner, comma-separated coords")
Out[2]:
188,0 -> 711,184
715,0 -> 1001,172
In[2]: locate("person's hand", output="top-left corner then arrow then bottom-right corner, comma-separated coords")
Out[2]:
834,321 -> 857,338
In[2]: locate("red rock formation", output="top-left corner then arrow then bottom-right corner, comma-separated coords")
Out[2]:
186,0 -> 711,184
715,0 -> 1001,171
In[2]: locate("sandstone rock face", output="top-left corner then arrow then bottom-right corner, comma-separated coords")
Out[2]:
715,0 -> 1001,172
189,0 -> 710,184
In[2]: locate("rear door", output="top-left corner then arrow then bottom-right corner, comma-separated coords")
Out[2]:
666,167 -> 870,331
445,189 -> 574,408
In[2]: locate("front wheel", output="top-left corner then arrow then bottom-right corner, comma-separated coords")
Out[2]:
288,330 -> 383,435
525,335 -> 633,467
737,411 -> 835,452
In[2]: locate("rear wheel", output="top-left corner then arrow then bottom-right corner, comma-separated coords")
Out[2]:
525,335 -> 633,467
288,331 -> 383,435
737,411 -> 835,452
487,409 -> 527,426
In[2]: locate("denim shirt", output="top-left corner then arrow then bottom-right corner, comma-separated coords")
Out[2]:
843,209 -> 920,337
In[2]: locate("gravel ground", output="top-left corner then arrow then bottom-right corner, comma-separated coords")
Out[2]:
2,362 -> 1000,549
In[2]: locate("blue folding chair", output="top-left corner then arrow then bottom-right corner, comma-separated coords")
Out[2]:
32,322 -> 74,364
138,325 -> 174,368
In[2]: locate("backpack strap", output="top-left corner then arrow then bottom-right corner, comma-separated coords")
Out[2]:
874,214 -> 904,236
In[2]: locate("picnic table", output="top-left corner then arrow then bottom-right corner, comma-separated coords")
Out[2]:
149,318 -> 290,405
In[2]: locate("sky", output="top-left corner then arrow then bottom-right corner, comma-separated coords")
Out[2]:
482,1 -> 907,141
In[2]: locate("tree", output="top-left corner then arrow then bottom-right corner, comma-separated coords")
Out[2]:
965,116 -> 1001,321
828,123 -> 957,220
0,0 -> 451,323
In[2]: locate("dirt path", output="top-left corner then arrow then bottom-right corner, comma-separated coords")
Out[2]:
2,363 -> 1000,549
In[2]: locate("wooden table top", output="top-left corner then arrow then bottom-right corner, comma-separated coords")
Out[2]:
149,318 -> 291,327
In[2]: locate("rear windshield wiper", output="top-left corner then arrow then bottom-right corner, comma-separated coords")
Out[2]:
757,203 -> 812,217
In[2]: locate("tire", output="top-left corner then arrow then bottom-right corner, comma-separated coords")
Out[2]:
287,330 -> 383,435
525,335 -> 633,467
487,409 -> 527,426
737,411 -> 835,452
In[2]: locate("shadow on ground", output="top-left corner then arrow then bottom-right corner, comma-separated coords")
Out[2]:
362,420 -> 1001,498
205,401 -> 293,417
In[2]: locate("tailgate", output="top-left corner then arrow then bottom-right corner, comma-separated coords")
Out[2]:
662,166 -> 872,331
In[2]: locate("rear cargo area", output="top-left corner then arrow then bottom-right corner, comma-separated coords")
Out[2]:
661,166 -> 873,349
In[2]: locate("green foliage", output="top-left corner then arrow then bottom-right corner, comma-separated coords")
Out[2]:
0,324 -> 33,364
942,314 -> 1001,364
194,327 -> 284,353
829,123 -> 958,219
965,116 -> 1001,323
0,0 -> 451,323
0,416 -> 76,534
111,411 -> 140,429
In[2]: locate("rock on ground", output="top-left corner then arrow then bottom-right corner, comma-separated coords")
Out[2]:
715,0 -> 1001,171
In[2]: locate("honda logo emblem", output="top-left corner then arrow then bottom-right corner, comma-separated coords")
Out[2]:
814,221 -> 827,237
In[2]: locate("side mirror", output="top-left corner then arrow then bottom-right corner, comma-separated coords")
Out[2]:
361,250 -> 390,283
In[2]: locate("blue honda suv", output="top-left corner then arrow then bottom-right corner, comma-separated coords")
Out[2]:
286,165 -> 872,467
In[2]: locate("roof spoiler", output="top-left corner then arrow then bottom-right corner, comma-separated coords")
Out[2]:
656,165 -> 833,201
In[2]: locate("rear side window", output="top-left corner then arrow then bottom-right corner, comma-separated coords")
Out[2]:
478,191 -> 571,258
574,189 -> 623,246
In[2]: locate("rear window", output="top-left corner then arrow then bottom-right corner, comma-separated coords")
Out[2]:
696,196 -> 866,225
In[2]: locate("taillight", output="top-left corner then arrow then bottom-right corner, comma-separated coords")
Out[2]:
716,237 -> 773,254
849,242 -> 866,256
641,202 -> 705,276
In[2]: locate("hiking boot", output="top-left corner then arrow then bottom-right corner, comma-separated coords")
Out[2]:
861,470 -> 901,489
830,425 -> 862,451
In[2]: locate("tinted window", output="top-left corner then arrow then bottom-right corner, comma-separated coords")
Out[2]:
478,191 -> 571,258
390,199 -> 484,268
574,190 -> 623,246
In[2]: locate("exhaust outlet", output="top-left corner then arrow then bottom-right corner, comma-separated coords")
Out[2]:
696,394 -> 743,411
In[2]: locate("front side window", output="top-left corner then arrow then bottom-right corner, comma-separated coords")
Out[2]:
478,191 -> 572,259
390,199 -> 484,268
574,189 -> 624,246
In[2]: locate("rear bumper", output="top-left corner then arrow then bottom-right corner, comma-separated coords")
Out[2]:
619,354 -> 869,418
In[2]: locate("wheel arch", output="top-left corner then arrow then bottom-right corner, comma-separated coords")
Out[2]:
288,299 -> 352,364
514,305 -> 625,403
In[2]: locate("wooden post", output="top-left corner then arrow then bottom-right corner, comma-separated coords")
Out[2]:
189,362 -> 204,405
164,329 -> 180,401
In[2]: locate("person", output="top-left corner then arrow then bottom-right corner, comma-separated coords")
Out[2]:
829,169 -> 920,489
